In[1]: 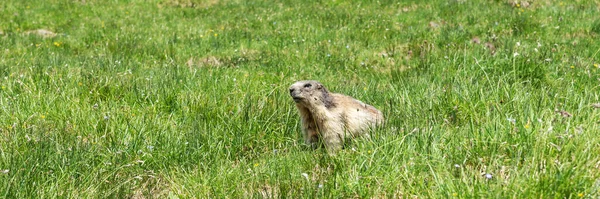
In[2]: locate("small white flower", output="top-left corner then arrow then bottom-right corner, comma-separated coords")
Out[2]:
103,115 -> 110,120
537,42 -> 542,47
346,45 -> 350,49
507,118 -> 516,124
351,147 -> 357,152
545,58 -> 552,62
360,62 -> 365,66
1,169 -> 8,174
454,164 -> 460,168
318,184 -> 323,188
301,173 -> 309,180
513,52 -> 519,57
516,42 -> 521,46
147,145 -> 154,151
326,54 -> 331,57
534,48 -> 538,52
484,173 -> 493,179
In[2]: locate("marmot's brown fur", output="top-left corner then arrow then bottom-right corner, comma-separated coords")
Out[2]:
289,80 -> 384,154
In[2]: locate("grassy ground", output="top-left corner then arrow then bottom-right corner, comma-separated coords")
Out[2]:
1,0 -> 600,198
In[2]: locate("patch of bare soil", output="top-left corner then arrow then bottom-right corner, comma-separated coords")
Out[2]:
159,0 -> 219,9
130,175 -> 172,199
186,49 -> 260,68
24,29 -> 57,38
187,56 -> 223,68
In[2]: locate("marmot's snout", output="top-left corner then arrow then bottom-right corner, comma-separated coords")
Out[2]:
289,87 -> 302,102
290,80 -> 320,103
290,88 -> 302,103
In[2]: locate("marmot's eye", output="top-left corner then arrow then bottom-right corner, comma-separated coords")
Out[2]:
304,83 -> 312,88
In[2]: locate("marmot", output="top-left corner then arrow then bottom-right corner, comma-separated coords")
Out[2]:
289,80 -> 384,154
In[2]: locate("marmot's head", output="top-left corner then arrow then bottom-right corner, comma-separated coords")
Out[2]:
289,80 -> 334,108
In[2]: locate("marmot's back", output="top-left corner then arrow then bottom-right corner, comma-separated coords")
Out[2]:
331,94 -> 384,136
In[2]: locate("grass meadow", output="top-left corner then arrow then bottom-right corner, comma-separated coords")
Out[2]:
1,0 -> 600,198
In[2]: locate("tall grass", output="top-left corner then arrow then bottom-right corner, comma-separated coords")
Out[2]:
1,0 -> 599,198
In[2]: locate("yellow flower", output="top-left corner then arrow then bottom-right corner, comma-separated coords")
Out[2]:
524,120 -> 530,129
570,65 -> 574,69
36,43 -> 41,47
516,3 -> 520,8
594,63 -> 599,68
214,33 -> 218,37
452,193 -> 458,197
1,86 -> 5,90
254,163 -> 259,167
40,114 -> 46,119
78,82 -> 82,86
578,193 -> 584,197
53,42 -> 61,47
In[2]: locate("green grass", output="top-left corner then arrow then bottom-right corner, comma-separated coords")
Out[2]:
1,0 -> 600,198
